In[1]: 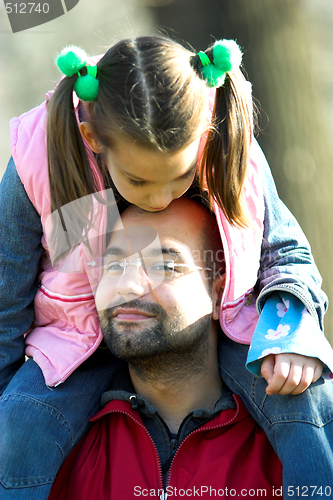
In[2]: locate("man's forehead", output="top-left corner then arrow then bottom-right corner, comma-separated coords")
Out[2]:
106,226 -> 193,260
108,198 -> 206,259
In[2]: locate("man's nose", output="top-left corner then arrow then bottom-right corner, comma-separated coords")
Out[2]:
116,263 -> 151,299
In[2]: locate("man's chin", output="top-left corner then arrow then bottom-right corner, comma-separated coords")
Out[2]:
101,319 -> 171,361
108,318 -> 157,338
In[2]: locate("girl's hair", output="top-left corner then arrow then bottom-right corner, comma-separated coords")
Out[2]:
195,56 -> 253,227
47,35 -> 253,232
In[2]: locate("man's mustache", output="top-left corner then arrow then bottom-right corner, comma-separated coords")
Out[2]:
101,298 -> 167,320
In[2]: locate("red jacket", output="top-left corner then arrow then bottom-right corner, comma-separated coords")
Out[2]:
49,395 -> 282,500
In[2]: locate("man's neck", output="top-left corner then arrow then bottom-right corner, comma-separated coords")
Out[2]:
128,340 -> 222,434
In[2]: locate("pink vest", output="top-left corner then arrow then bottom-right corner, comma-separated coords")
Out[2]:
10,94 -> 264,386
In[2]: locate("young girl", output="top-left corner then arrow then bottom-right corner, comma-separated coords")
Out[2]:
0,36 -> 332,499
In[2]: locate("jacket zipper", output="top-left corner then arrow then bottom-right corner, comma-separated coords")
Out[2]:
95,407 -> 165,497
94,397 -> 240,499
164,397 -> 240,499
101,398 -> 240,499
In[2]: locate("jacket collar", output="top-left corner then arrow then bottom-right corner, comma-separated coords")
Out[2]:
99,360 -> 237,422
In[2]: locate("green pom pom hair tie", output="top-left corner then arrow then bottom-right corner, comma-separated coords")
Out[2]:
197,51 -> 211,68
195,39 -> 242,88
56,46 -> 99,101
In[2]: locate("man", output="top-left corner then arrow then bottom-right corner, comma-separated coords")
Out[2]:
48,198 -> 282,500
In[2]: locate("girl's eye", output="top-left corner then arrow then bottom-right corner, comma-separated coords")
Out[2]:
128,178 -> 146,187
180,166 -> 197,180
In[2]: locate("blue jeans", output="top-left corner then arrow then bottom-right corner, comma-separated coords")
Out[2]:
218,334 -> 333,499
0,347 -> 122,499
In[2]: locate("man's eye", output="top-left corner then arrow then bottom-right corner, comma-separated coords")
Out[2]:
104,261 -> 124,274
149,261 -> 174,277
150,261 -> 172,271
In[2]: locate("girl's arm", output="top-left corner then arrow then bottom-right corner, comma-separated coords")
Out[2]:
0,157 -> 43,393
253,139 -> 328,329
246,141 -> 332,394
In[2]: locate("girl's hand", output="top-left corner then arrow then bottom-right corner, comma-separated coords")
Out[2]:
261,353 -> 323,395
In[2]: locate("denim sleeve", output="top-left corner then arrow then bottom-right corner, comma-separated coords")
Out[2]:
0,157 -> 43,393
246,292 -> 333,375
253,140 -> 328,332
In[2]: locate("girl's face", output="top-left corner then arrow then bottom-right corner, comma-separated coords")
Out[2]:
106,136 -> 200,212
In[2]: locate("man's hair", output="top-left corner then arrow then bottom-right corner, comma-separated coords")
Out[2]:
199,208 -> 225,290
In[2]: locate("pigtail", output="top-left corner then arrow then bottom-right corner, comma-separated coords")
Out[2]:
47,76 -> 98,214
46,74 -> 101,263
200,69 -> 252,227
192,40 -> 253,227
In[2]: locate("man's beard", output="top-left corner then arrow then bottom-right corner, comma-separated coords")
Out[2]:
99,298 -> 212,381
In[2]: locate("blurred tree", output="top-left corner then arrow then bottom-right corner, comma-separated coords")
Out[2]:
150,0 -> 333,343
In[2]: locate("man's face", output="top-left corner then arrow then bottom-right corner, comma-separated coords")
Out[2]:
95,199 -> 220,364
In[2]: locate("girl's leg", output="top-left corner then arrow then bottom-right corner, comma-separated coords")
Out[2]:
0,346 -> 122,500
218,334 -> 333,499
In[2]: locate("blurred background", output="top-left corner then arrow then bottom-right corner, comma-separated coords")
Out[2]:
1,0 -> 332,344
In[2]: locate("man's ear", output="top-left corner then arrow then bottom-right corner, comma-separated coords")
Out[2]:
79,122 -> 104,153
211,273 -> 225,321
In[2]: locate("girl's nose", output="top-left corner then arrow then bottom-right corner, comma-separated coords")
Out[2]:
148,188 -> 173,209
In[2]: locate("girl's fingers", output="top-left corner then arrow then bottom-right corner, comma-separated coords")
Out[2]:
260,354 -> 275,383
264,354 -> 324,396
288,359 -> 323,395
265,356 -> 291,395
288,365 -> 314,395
